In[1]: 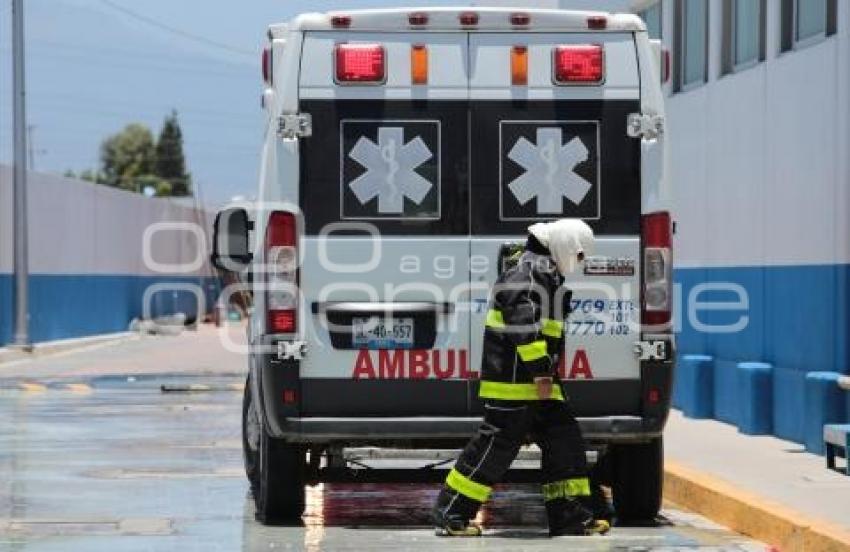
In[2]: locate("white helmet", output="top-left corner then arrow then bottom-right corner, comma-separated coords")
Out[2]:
528,219 -> 595,276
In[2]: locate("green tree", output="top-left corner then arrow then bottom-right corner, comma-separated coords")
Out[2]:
155,111 -> 192,196
100,123 -> 157,192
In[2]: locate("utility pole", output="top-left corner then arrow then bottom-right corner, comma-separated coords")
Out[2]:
27,124 -> 35,171
12,0 -> 30,347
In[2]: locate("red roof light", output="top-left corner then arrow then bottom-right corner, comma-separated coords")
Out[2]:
331,15 -> 351,28
408,12 -> 429,26
459,12 -> 479,26
553,44 -> 604,84
587,16 -> 608,30
261,47 -> 272,84
510,12 -> 531,26
335,44 -> 386,83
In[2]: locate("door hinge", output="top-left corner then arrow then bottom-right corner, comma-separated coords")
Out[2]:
634,340 -> 670,361
627,112 -> 664,140
277,340 -> 307,361
278,113 -> 312,140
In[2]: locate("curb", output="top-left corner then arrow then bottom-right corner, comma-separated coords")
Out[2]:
160,383 -> 245,393
0,332 -> 136,365
665,460 -> 850,551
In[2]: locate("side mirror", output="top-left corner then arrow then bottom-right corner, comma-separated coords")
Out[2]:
211,208 -> 253,272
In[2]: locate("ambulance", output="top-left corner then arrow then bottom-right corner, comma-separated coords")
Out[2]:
211,7 -> 674,525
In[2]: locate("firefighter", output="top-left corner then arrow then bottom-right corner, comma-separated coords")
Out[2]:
432,219 -> 610,537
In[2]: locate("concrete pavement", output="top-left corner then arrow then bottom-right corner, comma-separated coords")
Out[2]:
664,411 -> 850,550
0,373 -> 765,551
0,324 -> 247,382
2,326 -> 847,549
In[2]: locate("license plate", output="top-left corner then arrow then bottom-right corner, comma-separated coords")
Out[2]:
352,317 -> 414,349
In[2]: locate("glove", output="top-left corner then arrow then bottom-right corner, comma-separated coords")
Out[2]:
534,376 -> 554,400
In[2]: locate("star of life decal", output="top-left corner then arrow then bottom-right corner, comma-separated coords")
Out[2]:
347,127 -> 434,214
506,128 -> 593,214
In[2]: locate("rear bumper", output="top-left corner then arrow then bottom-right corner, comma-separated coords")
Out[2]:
256,337 -> 675,447
273,415 -> 661,445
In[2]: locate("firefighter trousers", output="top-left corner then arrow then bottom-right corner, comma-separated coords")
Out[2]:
433,395 -> 592,525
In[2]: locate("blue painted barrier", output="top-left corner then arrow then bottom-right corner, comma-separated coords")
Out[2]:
772,367 -> 807,443
0,273 -> 219,345
713,360 -> 740,425
804,372 -> 847,454
675,354 -> 714,418
736,362 -> 773,435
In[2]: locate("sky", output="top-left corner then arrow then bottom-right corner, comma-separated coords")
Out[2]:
0,0 -> 629,207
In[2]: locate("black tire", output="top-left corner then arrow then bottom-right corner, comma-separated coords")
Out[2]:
242,378 -> 260,494
242,378 -> 306,524
610,437 -> 663,524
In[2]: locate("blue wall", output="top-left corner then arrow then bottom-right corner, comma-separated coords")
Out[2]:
0,273 -> 220,346
675,264 -> 850,444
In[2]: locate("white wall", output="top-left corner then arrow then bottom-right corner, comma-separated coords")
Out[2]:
0,166 -> 11,274
0,165 -> 212,277
653,0 -> 850,268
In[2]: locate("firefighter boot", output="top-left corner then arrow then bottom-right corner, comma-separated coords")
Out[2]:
433,514 -> 483,537
546,498 -> 611,537
432,491 -> 483,537
578,481 -> 615,523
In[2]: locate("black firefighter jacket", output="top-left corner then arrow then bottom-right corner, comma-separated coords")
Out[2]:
479,238 -> 572,402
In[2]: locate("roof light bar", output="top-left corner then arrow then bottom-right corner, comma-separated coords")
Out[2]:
331,15 -> 351,28
510,12 -> 531,26
408,12 -> 428,26
459,11 -> 479,27
587,16 -> 608,30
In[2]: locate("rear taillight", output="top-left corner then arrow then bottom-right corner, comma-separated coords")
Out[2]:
642,212 -> 672,328
335,44 -> 385,84
553,44 -> 604,84
661,49 -> 671,84
265,211 -> 298,334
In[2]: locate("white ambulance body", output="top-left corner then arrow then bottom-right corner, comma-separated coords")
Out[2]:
214,7 -> 674,524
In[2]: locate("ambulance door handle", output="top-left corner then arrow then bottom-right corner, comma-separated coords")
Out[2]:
311,301 -> 455,315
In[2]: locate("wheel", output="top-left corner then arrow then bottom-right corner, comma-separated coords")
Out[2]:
610,437 -> 663,524
242,377 -> 260,493
242,377 -> 306,524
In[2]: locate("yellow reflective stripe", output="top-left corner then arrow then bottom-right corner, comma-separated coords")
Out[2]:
478,381 -> 564,401
541,318 -> 563,338
516,340 -> 547,362
542,477 -> 592,501
485,309 -> 505,329
445,468 -> 492,502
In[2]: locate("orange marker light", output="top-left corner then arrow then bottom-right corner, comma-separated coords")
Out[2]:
411,44 -> 428,85
511,45 -> 528,86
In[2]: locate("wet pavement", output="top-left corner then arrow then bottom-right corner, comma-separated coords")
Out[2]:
0,375 -> 767,551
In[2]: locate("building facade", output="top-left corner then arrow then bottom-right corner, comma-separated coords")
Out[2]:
635,0 -> 849,447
